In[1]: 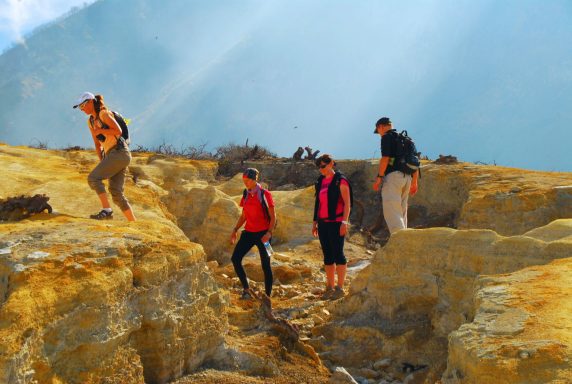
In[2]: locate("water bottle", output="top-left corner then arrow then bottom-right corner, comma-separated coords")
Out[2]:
263,241 -> 274,257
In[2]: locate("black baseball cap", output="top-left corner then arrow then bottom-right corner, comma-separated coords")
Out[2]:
374,117 -> 392,133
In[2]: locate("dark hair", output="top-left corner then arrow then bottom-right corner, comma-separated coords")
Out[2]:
93,94 -> 107,115
242,168 -> 260,181
315,153 -> 335,167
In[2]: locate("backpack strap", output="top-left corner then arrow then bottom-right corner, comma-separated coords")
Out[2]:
313,175 -> 325,221
243,188 -> 272,224
332,172 -> 353,218
259,188 -> 271,223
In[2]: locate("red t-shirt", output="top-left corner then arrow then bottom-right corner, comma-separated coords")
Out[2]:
240,187 -> 275,232
318,177 -> 348,222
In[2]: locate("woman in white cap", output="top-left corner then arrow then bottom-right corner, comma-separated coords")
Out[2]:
73,92 -> 135,221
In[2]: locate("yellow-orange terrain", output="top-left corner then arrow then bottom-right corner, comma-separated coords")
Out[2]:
1,143 -> 571,384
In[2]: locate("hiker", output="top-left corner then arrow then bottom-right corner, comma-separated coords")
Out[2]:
372,117 -> 418,233
230,168 -> 276,299
73,92 -> 135,221
312,154 -> 352,300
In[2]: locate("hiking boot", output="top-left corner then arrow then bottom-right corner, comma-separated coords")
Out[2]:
321,286 -> 335,300
90,210 -> 113,220
330,286 -> 345,300
239,289 -> 253,300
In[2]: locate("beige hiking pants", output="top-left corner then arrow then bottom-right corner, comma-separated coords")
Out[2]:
381,171 -> 412,234
87,146 -> 132,211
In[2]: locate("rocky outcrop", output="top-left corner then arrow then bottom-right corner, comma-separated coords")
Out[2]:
0,217 -> 227,384
0,145 -> 228,383
315,220 -> 572,382
444,220 -> 572,383
2,143 -> 571,384
129,154 -> 218,190
163,182 -> 241,264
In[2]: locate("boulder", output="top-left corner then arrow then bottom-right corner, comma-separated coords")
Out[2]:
444,256 -> 572,383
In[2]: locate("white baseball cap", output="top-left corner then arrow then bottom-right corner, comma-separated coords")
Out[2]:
72,92 -> 95,108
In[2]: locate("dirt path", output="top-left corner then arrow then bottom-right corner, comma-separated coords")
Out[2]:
174,238 -> 374,383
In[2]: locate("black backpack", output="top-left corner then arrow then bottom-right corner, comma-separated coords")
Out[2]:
111,111 -> 130,144
242,188 -> 276,228
393,130 -> 420,175
91,110 -> 130,144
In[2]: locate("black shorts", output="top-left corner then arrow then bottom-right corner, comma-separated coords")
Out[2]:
317,221 -> 347,265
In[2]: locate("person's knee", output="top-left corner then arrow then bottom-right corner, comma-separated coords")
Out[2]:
231,250 -> 244,265
87,172 -> 104,192
110,191 -> 129,211
335,255 -> 347,265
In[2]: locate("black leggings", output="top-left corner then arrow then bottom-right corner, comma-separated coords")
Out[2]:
231,230 -> 273,296
317,221 -> 347,265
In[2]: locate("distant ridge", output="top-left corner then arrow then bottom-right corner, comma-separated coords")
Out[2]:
0,0 -> 571,171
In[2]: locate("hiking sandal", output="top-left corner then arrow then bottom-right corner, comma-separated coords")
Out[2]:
239,289 -> 253,300
90,210 -> 113,220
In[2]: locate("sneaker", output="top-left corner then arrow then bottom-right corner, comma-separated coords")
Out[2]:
239,289 -> 253,300
330,286 -> 345,300
90,210 -> 113,220
321,286 -> 335,300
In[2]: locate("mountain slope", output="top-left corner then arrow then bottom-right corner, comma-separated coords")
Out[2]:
0,0 -> 571,171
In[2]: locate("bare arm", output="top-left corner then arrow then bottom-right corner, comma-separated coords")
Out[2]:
88,119 -> 103,161
93,110 -> 122,137
262,205 -> 276,243
373,156 -> 390,191
230,210 -> 247,244
233,211 -> 247,232
339,183 -> 351,236
410,170 -> 419,196
378,156 -> 390,177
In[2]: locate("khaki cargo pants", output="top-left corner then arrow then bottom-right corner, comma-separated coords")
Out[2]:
87,146 -> 132,211
381,171 -> 412,234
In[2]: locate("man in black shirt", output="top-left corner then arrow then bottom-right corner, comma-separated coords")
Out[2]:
372,117 -> 419,234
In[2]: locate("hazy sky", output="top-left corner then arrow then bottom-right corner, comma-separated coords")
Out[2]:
0,0 -> 95,51
1,0 -> 571,171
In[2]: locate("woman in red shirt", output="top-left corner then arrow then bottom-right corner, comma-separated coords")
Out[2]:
230,168 -> 276,299
312,154 -> 351,300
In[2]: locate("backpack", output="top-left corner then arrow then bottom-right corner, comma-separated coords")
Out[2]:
392,130 -> 420,175
242,187 -> 276,228
111,111 -> 130,144
313,171 -> 354,221
90,110 -> 130,144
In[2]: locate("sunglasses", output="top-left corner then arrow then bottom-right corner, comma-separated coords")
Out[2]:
79,100 -> 89,109
318,163 -> 330,169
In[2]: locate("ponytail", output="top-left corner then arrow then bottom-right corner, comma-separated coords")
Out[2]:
94,94 -> 106,114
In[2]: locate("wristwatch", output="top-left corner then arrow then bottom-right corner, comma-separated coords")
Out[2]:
377,174 -> 384,179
